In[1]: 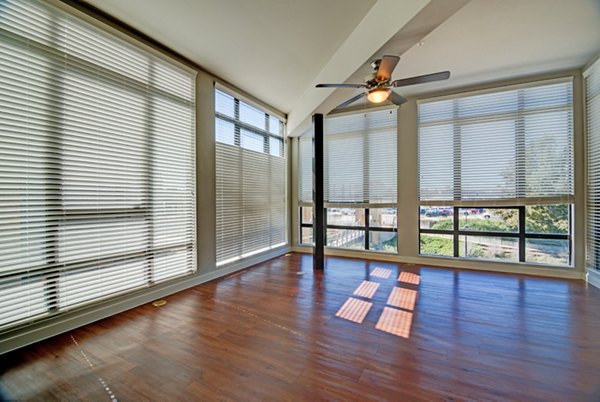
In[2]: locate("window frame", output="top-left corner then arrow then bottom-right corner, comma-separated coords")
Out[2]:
0,0 -> 196,331
215,89 -> 284,156
214,88 -> 287,266
299,206 -> 398,253
419,205 -> 572,265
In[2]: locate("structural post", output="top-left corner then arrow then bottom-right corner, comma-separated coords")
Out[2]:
313,114 -> 325,270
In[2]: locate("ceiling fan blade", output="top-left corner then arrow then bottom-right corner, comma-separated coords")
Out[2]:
316,83 -> 366,88
376,55 -> 400,82
335,92 -> 366,109
392,71 -> 450,87
390,91 -> 407,106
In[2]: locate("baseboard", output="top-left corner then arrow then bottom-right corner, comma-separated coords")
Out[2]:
587,269 -> 600,290
0,246 -> 290,354
290,245 -> 583,280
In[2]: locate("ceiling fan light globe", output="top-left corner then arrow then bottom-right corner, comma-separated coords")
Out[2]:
367,88 -> 390,103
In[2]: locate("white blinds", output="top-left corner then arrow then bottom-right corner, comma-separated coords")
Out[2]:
215,89 -> 286,266
298,132 -> 313,204
418,79 -> 574,205
322,108 -> 397,205
586,58 -> 600,270
0,0 -> 196,331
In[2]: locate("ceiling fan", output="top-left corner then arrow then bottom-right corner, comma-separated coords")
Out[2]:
316,55 -> 450,109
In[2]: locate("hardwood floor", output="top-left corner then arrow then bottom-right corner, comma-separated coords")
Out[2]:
2,253 -> 600,401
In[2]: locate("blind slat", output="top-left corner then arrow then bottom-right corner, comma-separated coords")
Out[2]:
0,0 -> 196,332
215,89 -> 287,266
586,59 -> 600,270
298,108 -> 398,205
418,80 -> 574,204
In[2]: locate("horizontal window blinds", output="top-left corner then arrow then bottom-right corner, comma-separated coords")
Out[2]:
418,79 -> 574,205
324,108 -> 397,205
215,89 -> 286,266
0,0 -> 196,331
298,133 -> 313,204
585,59 -> 600,270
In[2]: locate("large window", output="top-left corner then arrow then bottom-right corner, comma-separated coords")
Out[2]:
299,207 -> 397,252
586,58 -> 600,271
215,89 -> 286,266
298,108 -> 398,253
418,79 -> 574,265
0,0 -> 196,331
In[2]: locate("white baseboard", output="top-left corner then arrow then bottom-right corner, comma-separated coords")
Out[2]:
0,246 -> 290,354
587,269 -> 600,290
291,245 -> 583,280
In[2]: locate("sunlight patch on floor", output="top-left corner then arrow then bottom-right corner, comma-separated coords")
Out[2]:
375,307 -> 413,338
371,267 -> 391,279
335,297 -> 373,324
398,271 -> 420,285
386,287 -> 417,310
353,280 -> 380,299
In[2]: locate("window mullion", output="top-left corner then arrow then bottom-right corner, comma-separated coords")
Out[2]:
144,59 -> 156,286
516,90 -> 526,198
44,14 -> 64,314
518,206 -> 526,262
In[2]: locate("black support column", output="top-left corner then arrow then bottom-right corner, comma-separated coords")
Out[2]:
313,114 -> 325,271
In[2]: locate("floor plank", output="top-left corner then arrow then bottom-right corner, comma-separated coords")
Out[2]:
2,253 -> 600,401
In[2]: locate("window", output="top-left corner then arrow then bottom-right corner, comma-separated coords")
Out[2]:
418,79 -> 574,265
0,0 -> 196,331
298,108 -> 398,252
215,89 -> 286,266
419,206 -> 571,265
586,58 -> 600,271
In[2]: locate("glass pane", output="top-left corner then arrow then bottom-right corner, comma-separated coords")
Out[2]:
459,208 -> 518,232
370,208 -> 397,228
301,227 -> 313,245
269,137 -> 283,157
239,102 -> 265,130
420,233 -> 453,256
327,208 -> 365,227
419,206 -> 453,230
370,231 -> 397,253
215,90 -> 235,117
526,239 -> 570,265
300,207 -> 313,224
460,120 -> 516,200
458,235 -> 518,261
216,118 -> 235,145
269,116 -> 282,136
526,204 -> 569,234
327,229 -> 365,250
240,129 -> 264,153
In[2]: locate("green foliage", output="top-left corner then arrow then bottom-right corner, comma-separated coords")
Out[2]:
526,204 -> 569,234
420,234 -> 453,256
371,234 -> 397,252
461,241 -> 485,258
432,217 -> 517,232
489,210 -> 519,231
487,205 -> 569,234
458,217 -> 517,232
430,218 -> 453,230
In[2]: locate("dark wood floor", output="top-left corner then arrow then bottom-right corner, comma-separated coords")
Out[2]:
2,253 -> 600,401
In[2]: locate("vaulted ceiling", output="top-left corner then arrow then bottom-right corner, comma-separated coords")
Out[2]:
84,0 -> 600,135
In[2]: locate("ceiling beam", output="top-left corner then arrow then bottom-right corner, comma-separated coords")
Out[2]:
286,0 -> 430,136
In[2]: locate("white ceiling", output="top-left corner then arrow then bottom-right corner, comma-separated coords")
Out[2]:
83,0 -> 377,113
389,0 -> 600,98
83,0 -> 600,129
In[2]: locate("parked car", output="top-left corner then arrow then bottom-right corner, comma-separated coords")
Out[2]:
423,208 -> 450,217
462,208 -> 484,216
